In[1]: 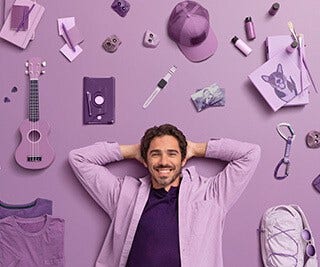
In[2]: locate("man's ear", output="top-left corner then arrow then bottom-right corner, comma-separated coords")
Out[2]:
181,158 -> 187,167
142,159 -> 148,168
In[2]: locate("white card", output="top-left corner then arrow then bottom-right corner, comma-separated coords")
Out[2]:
60,43 -> 82,62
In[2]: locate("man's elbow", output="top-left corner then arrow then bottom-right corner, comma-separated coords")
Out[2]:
68,149 -> 81,167
250,144 -> 261,163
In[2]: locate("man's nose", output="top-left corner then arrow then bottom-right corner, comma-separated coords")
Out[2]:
159,154 -> 169,165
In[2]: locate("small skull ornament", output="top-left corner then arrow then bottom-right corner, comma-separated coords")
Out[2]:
102,35 -> 121,53
143,30 -> 160,48
111,0 -> 130,17
306,130 -> 320,148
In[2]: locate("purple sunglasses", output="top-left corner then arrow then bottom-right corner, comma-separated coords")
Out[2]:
301,229 -> 316,258
267,227 -> 316,266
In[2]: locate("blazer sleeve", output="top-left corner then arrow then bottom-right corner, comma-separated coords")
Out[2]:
205,138 -> 261,214
68,141 -> 124,218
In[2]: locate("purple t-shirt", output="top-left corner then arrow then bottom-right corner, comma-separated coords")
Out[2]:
126,186 -> 181,267
0,198 -> 52,219
0,214 -> 65,266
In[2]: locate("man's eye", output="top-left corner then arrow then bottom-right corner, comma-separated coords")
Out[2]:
168,152 -> 177,156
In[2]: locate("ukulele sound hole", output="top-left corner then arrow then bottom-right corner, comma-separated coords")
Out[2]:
28,130 -> 41,142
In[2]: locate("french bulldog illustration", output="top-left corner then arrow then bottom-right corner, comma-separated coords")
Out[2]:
261,63 -> 298,102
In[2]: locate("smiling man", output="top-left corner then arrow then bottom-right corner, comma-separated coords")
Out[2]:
144,135 -> 182,189
69,124 -> 261,267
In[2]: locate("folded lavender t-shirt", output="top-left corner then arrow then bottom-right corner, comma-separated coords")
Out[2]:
0,215 -> 65,266
0,198 -> 52,219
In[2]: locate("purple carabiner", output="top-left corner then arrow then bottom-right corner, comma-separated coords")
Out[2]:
274,135 -> 293,179
274,158 -> 290,179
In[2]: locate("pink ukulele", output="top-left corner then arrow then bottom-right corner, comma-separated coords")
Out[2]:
15,57 -> 55,170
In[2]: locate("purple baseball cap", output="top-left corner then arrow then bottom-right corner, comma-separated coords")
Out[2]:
168,0 -> 218,62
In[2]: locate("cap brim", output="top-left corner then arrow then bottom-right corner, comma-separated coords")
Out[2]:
177,27 -> 218,62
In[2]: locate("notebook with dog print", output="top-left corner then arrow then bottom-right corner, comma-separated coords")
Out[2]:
248,52 -> 309,112
266,35 -> 310,106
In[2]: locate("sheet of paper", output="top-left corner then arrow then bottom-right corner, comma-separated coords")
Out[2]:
60,43 -> 82,62
57,17 -> 75,35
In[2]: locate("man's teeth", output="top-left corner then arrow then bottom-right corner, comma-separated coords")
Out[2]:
158,169 -> 171,173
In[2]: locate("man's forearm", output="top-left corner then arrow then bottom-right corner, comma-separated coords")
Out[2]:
120,144 -> 141,160
188,141 -> 207,159
69,142 -> 124,217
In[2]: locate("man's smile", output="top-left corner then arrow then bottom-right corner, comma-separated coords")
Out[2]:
154,166 -> 175,174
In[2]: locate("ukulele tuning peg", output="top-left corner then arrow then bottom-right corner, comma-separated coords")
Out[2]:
41,61 -> 47,67
25,62 -> 29,67
41,70 -> 46,74
25,70 -> 29,75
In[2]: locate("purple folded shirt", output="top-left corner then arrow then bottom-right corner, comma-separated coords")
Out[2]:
0,198 -> 52,219
0,214 -> 65,266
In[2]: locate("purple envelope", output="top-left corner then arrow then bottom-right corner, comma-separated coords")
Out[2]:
10,5 -> 29,31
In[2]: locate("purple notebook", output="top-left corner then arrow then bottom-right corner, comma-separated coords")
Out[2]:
0,0 -> 44,49
266,35 -> 310,106
83,77 -> 115,124
248,53 -> 309,112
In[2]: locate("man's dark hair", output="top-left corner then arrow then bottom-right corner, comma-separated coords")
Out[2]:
140,124 -> 187,162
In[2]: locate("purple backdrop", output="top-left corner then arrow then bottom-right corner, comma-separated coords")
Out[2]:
0,0 -> 319,266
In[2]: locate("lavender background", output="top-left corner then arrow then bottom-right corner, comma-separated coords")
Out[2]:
1,0 -> 319,266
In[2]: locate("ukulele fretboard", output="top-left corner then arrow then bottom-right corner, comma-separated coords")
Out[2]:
29,80 -> 39,122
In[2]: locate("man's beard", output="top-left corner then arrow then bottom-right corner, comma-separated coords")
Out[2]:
151,164 -> 182,187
